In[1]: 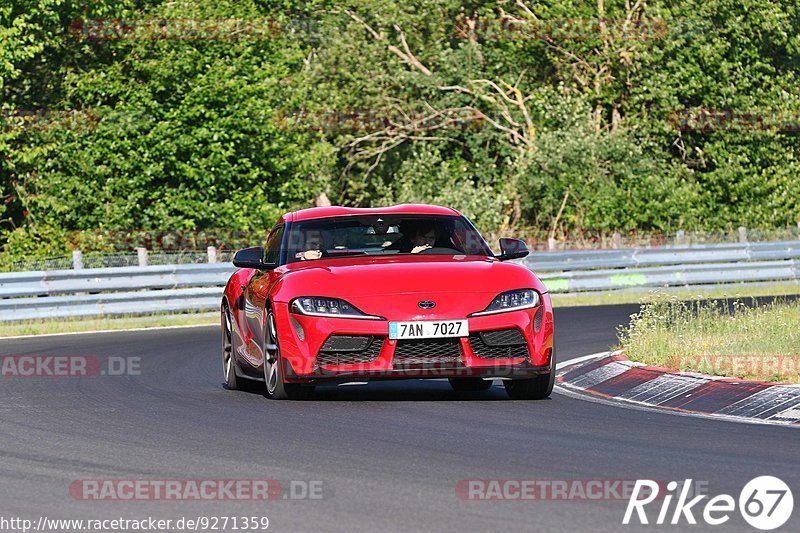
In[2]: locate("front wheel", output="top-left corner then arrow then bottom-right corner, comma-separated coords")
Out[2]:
264,309 -> 314,400
503,348 -> 556,400
221,305 -> 239,390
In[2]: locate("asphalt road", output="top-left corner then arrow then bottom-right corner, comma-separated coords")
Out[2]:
1,303 -> 797,532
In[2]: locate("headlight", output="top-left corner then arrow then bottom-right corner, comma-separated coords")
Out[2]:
470,289 -> 540,316
291,297 -> 383,320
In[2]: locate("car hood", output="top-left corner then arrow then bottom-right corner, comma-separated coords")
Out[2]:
271,255 -> 543,320
279,255 -> 546,301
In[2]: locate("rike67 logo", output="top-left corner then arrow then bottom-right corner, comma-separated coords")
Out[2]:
624,477 -> 794,530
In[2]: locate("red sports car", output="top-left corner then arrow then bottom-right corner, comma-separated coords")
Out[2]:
221,204 -> 554,400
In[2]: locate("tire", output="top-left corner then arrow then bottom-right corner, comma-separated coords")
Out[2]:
448,377 -> 493,392
264,308 -> 314,400
503,348 -> 556,400
221,304 -> 239,390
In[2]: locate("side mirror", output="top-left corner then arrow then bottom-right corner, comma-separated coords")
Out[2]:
497,238 -> 529,261
233,246 -> 275,269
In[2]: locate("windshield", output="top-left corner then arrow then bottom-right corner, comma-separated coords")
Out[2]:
285,215 -> 492,263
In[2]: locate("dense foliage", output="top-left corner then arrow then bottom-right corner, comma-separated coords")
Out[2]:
1,0 -> 799,258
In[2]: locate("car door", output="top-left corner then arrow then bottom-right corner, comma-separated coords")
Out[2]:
243,224 -> 284,368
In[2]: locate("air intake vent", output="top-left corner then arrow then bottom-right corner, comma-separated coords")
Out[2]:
533,306 -> 543,332
321,335 -> 373,352
469,328 -> 529,360
479,328 -> 526,346
317,336 -> 383,366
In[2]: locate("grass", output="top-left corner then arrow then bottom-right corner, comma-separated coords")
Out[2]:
550,281 -> 800,307
617,294 -> 800,383
0,312 -> 218,338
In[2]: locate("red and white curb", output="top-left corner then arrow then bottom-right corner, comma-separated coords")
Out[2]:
557,352 -> 800,426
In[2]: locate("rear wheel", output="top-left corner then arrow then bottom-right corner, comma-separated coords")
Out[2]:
503,348 -> 556,400
448,378 -> 493,392
221,305 -> 239,390
264,309 -> 314,400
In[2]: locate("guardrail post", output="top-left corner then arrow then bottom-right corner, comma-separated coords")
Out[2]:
612,232 -> 622,249
207,246 -> 217,263
676,230 -> 685,245
136,247 -> 148,267
72,250 -> 83,270
547,238 -> 557,251
738,226 -> 748,243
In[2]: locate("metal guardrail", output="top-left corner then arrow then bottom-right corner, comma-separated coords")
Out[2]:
1,241 -> 799,321
0,263 -> 232,299
523,240 -> 800,271
523,240 -> 800,292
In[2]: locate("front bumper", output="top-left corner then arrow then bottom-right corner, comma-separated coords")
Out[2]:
282,359 -> 553,383
273,294 -> 554,383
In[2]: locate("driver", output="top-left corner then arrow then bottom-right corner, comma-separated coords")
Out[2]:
298,231 -> 325,261
408,224 -> 437,254
388,221 -> 440,254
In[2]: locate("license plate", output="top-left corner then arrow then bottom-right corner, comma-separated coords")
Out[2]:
389,320 -> 468,340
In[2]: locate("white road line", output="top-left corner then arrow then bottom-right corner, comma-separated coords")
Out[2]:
717,387 -> 800,419
556,351 -> 612,370
771,407 -> 800,422
0,321 -> 218,340
567,361 -> 630,390
617,374 -> 708,404
554,383 -> 798,428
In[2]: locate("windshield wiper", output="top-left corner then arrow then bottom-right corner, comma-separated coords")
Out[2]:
324,250 -> 369,258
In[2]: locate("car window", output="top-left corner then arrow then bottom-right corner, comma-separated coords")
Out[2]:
264,225 -> 285,265
285,215 -> 491,263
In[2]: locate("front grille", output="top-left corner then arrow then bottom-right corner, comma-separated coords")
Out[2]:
317,336 -> 383,366
393,338 -> 462,365
469,328 -> 529,359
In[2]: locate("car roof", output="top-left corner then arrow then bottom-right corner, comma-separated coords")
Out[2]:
281,204 -> 461,223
